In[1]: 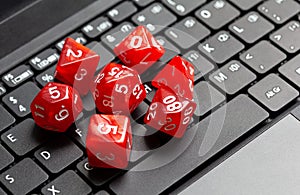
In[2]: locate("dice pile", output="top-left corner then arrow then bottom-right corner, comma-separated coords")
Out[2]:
30,26 -> 196,169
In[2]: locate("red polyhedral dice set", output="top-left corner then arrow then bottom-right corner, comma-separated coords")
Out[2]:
30,25 -> 196,169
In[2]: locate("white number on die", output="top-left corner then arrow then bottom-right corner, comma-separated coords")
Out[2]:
66,48 -> 83,58
146,102 -> 158,120
163,95 -> 182,112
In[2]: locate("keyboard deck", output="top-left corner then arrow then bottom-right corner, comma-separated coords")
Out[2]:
0,0 -> 300,194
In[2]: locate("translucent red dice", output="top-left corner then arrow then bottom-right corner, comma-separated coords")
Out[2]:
114,25 -> 165,74
86,114 -> 132,169
144,86 -> 196,138
91,63 -> 146,115
55,37 -> 100,95
152,55 -> 194,100
30,82 -> 83,132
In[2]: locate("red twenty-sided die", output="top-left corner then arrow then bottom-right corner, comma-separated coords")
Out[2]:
114,25 -> 165,74
152,55 -> 194,100
86,114 -> 132,169
30,82 -> 83,132
144,86 -> 196,138
55,37 -> 100,95
91,63 -> 146,115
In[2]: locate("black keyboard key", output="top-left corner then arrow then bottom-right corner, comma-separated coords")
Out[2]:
165,17 -> 210,49
29,49 -> 59,71
209,60 -> 256,95
258,0 -> 300,24
240,41 -> 286,74
229,12 -> 274,44
102,22 -> 135,50
131,101 -> 149,122
249,74 -> 299,112
2,82 -> 40,117
183,50 -> 215,81
56,32 -> 87,51
155,36 -> 180,63
77,158 -> 121,187
132,0 -> 154,7
0,105 -> 15,133
132,3 -> 177,34
82,17 -> 113,39
34,136 -> 83,173
195,0 -> 240,30
1,119 -> 53,156
2,65 -> 34,88
110,95 -> 269,194
108,1 -> 137,22
0,158 -> 48,194
86,41 -> 114,71
292,105 -> 300,121
162,0 -> 206,16
199,31 -> 245,64
36,65 -> 56,87
41,170 -> 92,195
0,145 -> 14,171
229,0 -> 262,10
279,54 -> 300,87
270,21 -> 300,53
0,84 -> 6,96
193,81 -> 226,117
68,118 -> 89,148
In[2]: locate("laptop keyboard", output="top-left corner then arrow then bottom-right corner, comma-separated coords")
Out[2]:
0,0 -> 300,194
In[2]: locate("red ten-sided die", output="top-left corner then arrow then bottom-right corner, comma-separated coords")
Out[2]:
152,55 -> 194,100
86,114 -> 132,169
114,25 -> 165,74
55,37 -> 100,95
144,86 -> 196,138
91,63 -> 146,115
30,82 -> 83,132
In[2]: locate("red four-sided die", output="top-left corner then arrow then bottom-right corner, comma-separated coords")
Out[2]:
55,37 -> 100,95
152,55 -> 194,100
144,86 -> 196,138
114,25 -> 165,74
30,82 -> 83,132
91,63 -> 146,115
86,114 -> 132,169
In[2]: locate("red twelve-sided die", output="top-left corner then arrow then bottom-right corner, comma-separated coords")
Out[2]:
86,114 -> 132,169
55,37 -> 100,95
114,25 -> 165,74
91,63 -> 146,115
30,82 -> 83,132
144,85 -> 196,138
152,55 -> 194,100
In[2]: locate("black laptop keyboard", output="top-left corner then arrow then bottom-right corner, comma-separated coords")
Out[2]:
0,0 -> 300,194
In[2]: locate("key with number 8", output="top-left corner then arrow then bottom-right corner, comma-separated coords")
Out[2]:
144,85 -> 196,138
30,82 -> 83,132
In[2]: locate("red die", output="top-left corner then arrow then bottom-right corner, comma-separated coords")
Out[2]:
86,114 -> 132,169
91,63 -> 146,115
55,37 -> 100,95
30,82 -> 83,132
152,55 -> 194,100
144,86 -> 196,138
114,25 -> 165,74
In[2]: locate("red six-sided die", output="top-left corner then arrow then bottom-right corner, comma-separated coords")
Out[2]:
30,82 -> 83,132
86,114 -> 132,169
114,25 -> 165,74
55,37 -> 100,95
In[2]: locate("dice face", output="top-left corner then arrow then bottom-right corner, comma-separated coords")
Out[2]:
86,114 -> 132,169
114,25 -> 165,74
144,86 -> 196,138
55,37 -> 100,95
30,82 -> 83,132
152,55 -> 194,100
91,63 -> 146,115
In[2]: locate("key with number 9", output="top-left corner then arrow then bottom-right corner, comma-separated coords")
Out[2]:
30,82 -> 83,132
